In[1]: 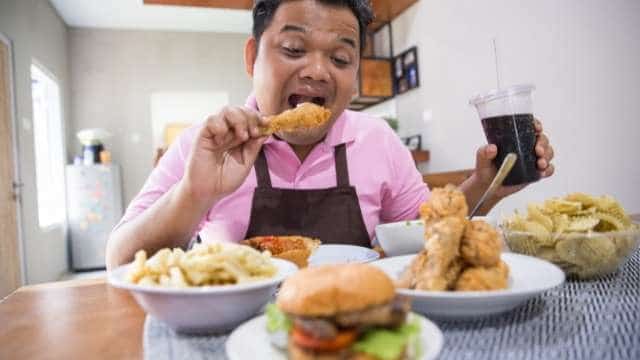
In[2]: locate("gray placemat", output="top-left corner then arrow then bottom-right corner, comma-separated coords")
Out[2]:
144,250 -> 640,360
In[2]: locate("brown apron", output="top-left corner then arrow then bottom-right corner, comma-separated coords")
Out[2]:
244,143 -> 371,247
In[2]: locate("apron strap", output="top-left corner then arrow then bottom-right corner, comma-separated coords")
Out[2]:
254,150 -> 272,188
334,143 -> 350,188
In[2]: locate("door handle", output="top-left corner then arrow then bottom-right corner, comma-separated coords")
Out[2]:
11,181 -> 23,201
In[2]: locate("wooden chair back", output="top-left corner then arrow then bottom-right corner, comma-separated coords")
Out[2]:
422,169 -> 474,188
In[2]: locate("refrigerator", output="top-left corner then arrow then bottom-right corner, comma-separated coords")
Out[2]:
66,164 -> 123,270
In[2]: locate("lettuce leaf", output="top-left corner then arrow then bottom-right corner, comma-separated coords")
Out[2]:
265,303 -> 292,333
351,317 -> 422,360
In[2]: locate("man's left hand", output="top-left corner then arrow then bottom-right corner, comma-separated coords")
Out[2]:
473,118 -> 555,199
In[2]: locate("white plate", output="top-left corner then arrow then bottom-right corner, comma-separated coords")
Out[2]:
225,313 -> 443,360
372,253 -> 565,319
376,216 -> 496,257
108,258 -> 298,334
308,244 -> 380,266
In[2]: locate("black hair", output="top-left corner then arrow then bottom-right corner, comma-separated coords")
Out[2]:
252,0 -> 374,52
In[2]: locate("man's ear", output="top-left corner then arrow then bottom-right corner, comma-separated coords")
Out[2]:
244,37 -> 258,78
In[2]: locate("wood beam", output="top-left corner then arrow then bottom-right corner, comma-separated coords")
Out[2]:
143,0 -> 253,10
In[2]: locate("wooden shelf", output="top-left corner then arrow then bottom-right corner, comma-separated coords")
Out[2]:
411,150 -> 430,163
369,0 -> 420,32
143,0 -> 420,30
143,0 -> 253,9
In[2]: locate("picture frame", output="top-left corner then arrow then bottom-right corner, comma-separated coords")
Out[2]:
403,135 -> 422,151
393,46 -> 420,95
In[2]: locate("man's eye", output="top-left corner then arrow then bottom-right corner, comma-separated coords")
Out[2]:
283,46 -> 305,56
332,57 -> 350,66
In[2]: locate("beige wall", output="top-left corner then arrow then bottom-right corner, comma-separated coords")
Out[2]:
0,0 -> 70,284
68,29 -> 252,206
372,0 -> 640,216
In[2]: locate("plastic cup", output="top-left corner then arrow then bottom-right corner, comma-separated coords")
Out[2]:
469,84 -> 540,186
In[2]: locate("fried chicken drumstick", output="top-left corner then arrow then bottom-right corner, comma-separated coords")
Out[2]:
260,102 -> 332,135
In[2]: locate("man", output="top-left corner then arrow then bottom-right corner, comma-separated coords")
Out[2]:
106,0 -> 554,269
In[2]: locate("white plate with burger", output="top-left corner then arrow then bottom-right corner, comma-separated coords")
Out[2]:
226,263 -> 443,360
371,253 -> 565,319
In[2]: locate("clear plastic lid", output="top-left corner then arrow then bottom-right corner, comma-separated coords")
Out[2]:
469,84 -> 536,106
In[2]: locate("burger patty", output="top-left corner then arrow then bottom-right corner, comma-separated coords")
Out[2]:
292,296 -> 410,339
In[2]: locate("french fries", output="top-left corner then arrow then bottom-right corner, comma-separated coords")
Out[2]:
125,243 -> 277,287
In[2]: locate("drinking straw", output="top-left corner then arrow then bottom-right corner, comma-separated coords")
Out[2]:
493,38 -> 502,89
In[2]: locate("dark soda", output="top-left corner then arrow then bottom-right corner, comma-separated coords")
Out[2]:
481,113 -> 540,186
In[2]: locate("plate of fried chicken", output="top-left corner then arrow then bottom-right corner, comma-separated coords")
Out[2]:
372,185 -> 565,319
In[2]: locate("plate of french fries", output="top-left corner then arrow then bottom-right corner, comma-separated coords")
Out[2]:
108,243 -> 298,334
502,193 -> 640,279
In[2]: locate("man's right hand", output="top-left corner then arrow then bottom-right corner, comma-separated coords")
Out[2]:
182,106 -> 268,207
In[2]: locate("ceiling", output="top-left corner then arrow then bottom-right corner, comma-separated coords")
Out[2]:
49,0 -> 253,33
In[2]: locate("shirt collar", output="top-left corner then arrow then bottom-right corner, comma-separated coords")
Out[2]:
244,93 -> 356,148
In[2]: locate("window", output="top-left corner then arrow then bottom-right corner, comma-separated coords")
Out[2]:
31,63 -> 65,229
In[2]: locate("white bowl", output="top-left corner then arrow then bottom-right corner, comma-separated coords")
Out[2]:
376,216 -> 497,257
308,244 -> 380,266
108,258 -> 298,334
372,253 -> 565,319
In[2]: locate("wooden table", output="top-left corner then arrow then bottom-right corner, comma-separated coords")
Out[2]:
0,279 -> 144,359
3,214 -> 639,360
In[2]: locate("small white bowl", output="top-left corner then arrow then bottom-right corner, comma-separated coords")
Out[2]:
108,258 -> 298,334
376,216 -> 496,257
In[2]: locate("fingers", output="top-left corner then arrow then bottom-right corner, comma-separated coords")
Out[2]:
535,132 -> 555,175
476,144 -> 498,165
541,163 -> 555,178
242,137 -> 268,164
203,106 -> 267,150
224,107 -> 251,141
534,118 -> 543,134
535,133 -> 549,157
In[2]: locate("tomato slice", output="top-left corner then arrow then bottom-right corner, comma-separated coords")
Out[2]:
291,326 -> 357,352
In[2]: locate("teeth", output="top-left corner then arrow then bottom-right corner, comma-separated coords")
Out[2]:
288,94 -> 325,108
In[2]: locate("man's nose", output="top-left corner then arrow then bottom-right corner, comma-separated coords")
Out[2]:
299,53 -> 330,83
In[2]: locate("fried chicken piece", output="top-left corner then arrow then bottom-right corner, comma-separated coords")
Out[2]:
460,220 -> 501,267
419,184 -> 469,224
414,216 -> 467,291
443,257 -> 465,290
244,236 -> 321,268
396,251 -> 428,289
454,260 -> 509,291
261,102 -> 332,135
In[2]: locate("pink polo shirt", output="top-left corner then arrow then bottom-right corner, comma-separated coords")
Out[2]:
119,96 -> 430,245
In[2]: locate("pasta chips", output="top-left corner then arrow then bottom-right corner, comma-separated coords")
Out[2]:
503,193 -> 639,279
126,243 -> 278,287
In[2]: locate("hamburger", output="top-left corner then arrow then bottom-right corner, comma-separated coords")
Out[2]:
266,263 -> 420,359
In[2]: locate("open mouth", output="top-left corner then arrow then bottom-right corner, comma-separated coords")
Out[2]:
288,94 -> 326,108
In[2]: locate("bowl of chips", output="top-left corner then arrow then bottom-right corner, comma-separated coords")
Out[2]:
502,193 -> 640,279
108,243 -> 298,334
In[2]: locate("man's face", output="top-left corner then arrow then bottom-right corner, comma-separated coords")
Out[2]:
248,0 -> 360,145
